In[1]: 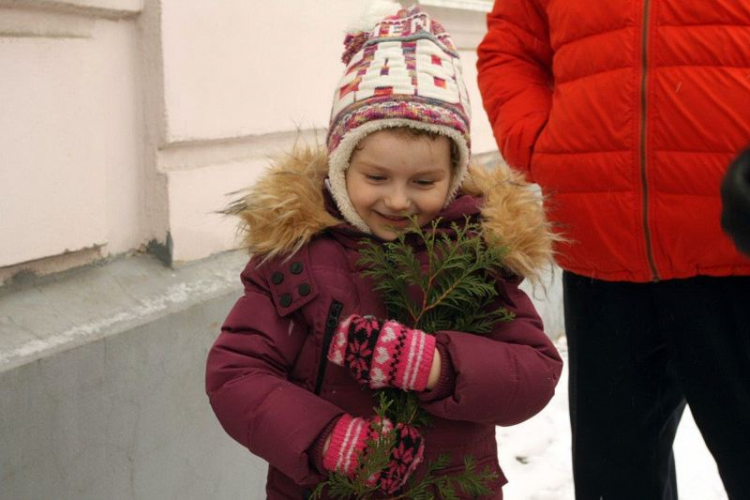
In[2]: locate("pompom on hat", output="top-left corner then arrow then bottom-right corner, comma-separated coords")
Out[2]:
327,1 -> 472,233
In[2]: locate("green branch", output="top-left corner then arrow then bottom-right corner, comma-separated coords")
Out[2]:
316,217 -> 512,498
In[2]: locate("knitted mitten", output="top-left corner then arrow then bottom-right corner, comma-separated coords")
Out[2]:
322,414 -> 424,495
328,315 -> 436,391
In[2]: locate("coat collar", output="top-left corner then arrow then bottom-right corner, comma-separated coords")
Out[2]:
225,146 -> 556,280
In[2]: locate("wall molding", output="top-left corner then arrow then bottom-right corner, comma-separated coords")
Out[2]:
0,7 -> 94,38
417,0 -> 492,13
415,3 -> 489,49
0,0 -> 142,20
157,128 -> 326,172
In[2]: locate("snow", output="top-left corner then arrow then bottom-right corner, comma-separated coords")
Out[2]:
496,339 -> 728,500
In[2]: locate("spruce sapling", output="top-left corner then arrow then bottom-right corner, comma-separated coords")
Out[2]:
315,217 -> 511,498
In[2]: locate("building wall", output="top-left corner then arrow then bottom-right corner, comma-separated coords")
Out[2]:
0,1 -> 144,275
0,0 -> 502,278
155,0 -> 501,264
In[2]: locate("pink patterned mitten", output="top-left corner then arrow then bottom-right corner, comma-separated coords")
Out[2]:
327,315 -> 436,391
322,414 -> 424,495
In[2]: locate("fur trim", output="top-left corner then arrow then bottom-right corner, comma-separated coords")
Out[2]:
228,147 -> 556,279
462,163 -> 558,281
223,146 -> 340,263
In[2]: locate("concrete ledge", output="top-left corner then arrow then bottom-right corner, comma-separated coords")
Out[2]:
0,250 -> 269,499
0,251 -> 247,373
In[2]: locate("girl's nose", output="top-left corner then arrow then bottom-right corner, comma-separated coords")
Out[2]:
385,188 -> 411,212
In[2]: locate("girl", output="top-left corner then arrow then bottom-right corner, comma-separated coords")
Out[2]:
206,4 -> 562,498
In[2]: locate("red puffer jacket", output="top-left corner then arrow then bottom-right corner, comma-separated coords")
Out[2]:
205,149 -> 562,499
477,0 -> 750,282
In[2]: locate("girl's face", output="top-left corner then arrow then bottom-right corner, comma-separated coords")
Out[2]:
346,129 -> 453,241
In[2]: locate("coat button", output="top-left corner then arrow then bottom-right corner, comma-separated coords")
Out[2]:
280,293 -> 292,307
290,261 -> 303,274
271,271 -> 284,285
298,283 -> 311,296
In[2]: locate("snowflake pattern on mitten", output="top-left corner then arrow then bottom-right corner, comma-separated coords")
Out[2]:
370,422 -> 425,494
328,315 -> 436,391
322,414 -> 424,495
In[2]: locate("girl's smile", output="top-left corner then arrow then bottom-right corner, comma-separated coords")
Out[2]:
375,211 -> 411,224
345,128 -> 454,241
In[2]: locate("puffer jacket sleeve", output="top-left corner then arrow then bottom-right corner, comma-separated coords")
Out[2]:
477,0 -> 553,178
419,274 -> 562,426
205,259 -> 344,485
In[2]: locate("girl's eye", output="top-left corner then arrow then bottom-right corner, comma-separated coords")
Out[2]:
414,179 -> 435,186
366,175 -> 386,182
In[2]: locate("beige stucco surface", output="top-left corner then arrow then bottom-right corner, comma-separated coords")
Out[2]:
0,0 -> 501,276
0,8 -> 143,269
160,0 -> 358,142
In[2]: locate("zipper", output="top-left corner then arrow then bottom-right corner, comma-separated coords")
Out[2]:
639,0 -> 660,281
314,300 -> 343,395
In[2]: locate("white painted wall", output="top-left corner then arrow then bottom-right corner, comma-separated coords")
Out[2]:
156,0 -> 364,263
0,0 -> 509,274
0,2 -> 144,273
160,0 -> 357,142
158,0 -> 500,263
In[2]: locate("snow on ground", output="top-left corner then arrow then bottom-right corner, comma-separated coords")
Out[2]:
496,339 -> 728,500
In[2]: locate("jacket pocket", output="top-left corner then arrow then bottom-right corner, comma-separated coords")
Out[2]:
313,300 -> 343,395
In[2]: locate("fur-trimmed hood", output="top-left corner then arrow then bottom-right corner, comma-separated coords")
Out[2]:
225,146 -> 556,281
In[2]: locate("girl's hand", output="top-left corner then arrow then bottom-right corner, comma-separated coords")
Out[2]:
327,315 -> 436,392
322,414 -> 424,495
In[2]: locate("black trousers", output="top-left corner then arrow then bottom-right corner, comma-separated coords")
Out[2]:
564,272 -> 750,500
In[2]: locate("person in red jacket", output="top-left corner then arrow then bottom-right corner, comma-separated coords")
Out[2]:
477,1 -> 750,499
206,4 -> 562,498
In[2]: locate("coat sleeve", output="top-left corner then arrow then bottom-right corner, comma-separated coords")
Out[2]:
419,275 -> 563,426
205,260 -> 343,485
477,0 -> 553,178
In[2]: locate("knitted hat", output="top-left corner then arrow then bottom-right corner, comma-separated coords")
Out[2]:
327,1 -> 472,233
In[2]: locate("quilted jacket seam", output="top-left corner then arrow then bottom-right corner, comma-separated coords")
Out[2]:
555,65 -> 631,86
658,23 -> 750,28
493,15 -> 549,47
655,63 -> 750,69
554,26 -> 630,52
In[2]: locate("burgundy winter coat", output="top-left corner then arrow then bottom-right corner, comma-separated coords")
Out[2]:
206,148 -> 563,498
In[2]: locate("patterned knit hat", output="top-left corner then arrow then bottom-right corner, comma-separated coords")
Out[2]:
327,1 -> 472,233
